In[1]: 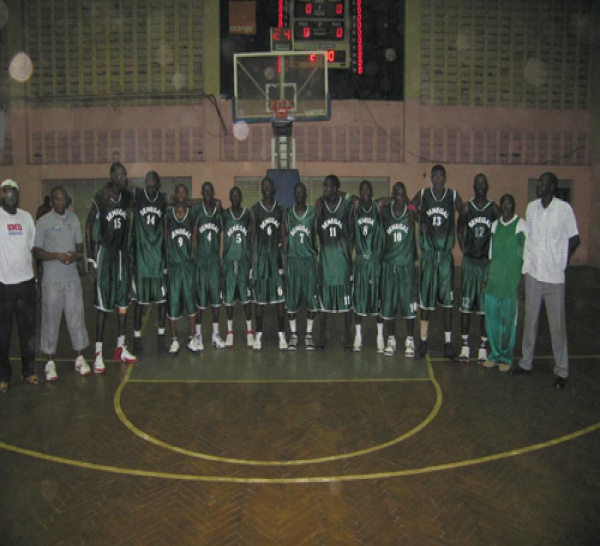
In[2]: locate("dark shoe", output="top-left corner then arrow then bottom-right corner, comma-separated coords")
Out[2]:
156,335 -> 168,355
0,381 -> 10,394
417,339 -> 428,359
553,375 -> 567,390
132,337 -> 144,358
443,342 -> 456,360
23,374 -> 41,386
509,365 -> 531,376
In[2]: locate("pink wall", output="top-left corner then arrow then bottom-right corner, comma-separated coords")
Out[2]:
0,100 -> 593,265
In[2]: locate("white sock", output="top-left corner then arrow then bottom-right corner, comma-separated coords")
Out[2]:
289,319 -> 297,334
355,324 -> 362,337
462,334 -> 468,344
227,319 -> 233,331
246,320 -> 252,331
117,335 -> 125,348
377,323 -> 384,337
134,330 -> 141,338
212,322 -> 219,335
420,320 -> 429,341
306,319 -> 314,334
445,331 -> 452,343
195,324 -> 201,336
95,342 -> 103,354
157,328 -> 165,336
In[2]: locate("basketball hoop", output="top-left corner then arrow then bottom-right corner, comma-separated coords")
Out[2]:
269,99 -> 294,120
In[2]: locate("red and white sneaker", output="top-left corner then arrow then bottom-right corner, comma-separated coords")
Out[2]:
246,330 -> 255,348
44,360 -> 58,382
93,353 -> 106,374
225,331 -> 234,348
74,355 -> 91,376
114,345 -> 138,364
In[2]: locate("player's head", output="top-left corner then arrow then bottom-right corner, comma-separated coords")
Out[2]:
144,171 -> 161,198
202,181 -> 215,202
174,183 -> 188,204
261,177 -> 275,199
294,182 -> 307,205
391,181 -> 407,205
110,162 -> 128,190
473,173 -> 488,197
537,172 -> 558,199
359,179 -> 373,203
499,193 -> 516,220
323,174 -> 340,200
229,186 -> 242,207
431,164 -> 447,189
50,186 -> 68,215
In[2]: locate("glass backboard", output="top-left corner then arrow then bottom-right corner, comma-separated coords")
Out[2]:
233,51 -> 330,123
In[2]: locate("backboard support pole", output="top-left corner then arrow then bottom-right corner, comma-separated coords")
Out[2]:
271,120 -> 295,169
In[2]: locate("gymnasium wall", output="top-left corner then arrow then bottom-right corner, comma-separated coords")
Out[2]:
0,0 -> 597,265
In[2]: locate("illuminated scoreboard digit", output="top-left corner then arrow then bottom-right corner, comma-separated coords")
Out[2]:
270,27 -> 293,51
291,0 -> 350,69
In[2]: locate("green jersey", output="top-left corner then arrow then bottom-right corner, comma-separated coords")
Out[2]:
354,200 -> 383,259
285,204 -> 317,259
251,200 -> 284,278
194,202 -> 222,261
419,187 -> 457,252
92,188 -> 131,253
462,199 -> 495,259
318,194 -> 353,286
380,203 -> 416,265
133,187 -> 166,277
487,216 -> 526,298
222,207 -> 252,264
166,207 -> 195,267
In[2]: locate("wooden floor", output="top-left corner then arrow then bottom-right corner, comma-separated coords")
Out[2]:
1,267 -> 599,545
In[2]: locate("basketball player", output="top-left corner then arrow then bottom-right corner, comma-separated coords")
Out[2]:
315,174 -> 354,350
165,184 -> 201,355
352,180 -> 385,353
379,181 -> 418,357
251,177 -> 287,350
222,186 -> 254,348
412,164 -> 463,359
85,162 -> 137,373
282,182 -> 319,350
457,173 -> 498,364
130,171 -> 168,357
193,181 -> 226,350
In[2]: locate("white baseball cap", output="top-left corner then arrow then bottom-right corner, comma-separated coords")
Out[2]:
1,179 -> 19,190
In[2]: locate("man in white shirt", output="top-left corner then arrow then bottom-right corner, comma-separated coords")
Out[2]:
0,179 -> 40,393
511,172 -> 580,390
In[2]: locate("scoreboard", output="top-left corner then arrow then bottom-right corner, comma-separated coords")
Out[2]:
270,1 -> 368,73
290,0 -> 350,69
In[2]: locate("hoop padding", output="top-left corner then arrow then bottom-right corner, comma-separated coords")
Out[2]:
270,99 -> 295,120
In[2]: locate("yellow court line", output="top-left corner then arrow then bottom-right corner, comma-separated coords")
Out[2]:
115,360 -> 443,466
28,354 -> 600,364
129,377 -> 430,384
428,354 -> 600,362
1,420 -> 598,484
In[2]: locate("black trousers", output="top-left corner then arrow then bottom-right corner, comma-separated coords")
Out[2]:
0,279 -> 37,382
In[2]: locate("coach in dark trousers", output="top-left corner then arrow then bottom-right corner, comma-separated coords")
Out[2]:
0,179 -> 40,394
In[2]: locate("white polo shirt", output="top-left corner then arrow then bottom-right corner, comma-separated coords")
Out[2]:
522,197 -> 578,284
0,207 -> 36,284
